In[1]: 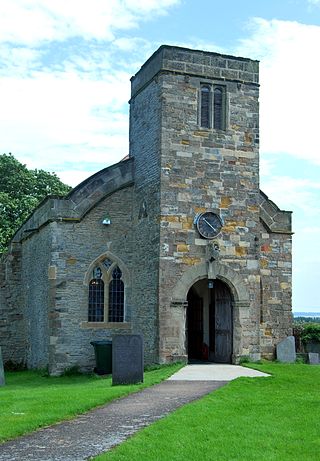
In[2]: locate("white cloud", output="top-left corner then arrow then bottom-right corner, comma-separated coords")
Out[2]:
262,175 -> 320,215
0,0 -> 180,45
0,70 -> 131,183
236,18 -> 320,166
0,0 -> 182,185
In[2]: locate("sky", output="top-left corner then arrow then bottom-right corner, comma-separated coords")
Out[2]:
1,0 -> 320,312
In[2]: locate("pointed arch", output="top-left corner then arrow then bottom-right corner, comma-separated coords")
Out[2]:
84,251 -> 130,286
84,251 -> 130,323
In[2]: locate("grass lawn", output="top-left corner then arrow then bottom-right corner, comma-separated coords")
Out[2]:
95,362 -> 320,461
0,363 -> 183,443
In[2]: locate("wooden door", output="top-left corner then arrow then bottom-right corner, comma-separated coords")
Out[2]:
209,280 -> 232,363
187,288 -> 203,360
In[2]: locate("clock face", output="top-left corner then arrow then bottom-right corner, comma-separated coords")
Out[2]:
196,212 -> 223,239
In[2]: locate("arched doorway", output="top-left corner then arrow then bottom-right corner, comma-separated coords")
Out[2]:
186,278 -> 233,363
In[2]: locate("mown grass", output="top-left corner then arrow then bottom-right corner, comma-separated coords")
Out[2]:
95,362 -> 320,461
0,363 -> 183,443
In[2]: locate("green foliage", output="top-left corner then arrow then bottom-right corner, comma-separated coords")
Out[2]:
294,316 -> 320,323
0,153 -> 71,254
299,323 -> 320,343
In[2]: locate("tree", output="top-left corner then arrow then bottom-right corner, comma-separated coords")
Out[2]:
0,153 -> 71,254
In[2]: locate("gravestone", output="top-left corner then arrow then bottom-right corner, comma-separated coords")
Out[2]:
276,336 -> 296,363
112,335 -> 143,385
0,346 -> 5,386
308,352 -> 320,365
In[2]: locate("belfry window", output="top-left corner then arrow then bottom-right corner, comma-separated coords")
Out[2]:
213,87 -> 224,130
200,86 -> 210,128
108,266 -> 124,322
200,84 -> 226,130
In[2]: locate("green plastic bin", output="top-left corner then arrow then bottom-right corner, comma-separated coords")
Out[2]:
90,340 -> 112,375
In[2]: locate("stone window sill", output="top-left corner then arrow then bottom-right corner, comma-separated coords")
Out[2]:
80,321 -> 131,329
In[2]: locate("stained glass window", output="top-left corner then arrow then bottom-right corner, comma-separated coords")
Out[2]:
102,258 -> 112,270
93,267 -> 102,279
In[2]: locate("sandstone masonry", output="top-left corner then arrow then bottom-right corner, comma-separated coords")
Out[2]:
0,46 -> 292,374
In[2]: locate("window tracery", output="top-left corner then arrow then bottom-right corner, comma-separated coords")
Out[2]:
87,258 -> 126,323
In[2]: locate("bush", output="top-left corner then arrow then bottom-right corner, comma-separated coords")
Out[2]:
299,323 -> 320,343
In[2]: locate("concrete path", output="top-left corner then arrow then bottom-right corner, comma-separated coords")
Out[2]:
0,364 -> 269,461
169,363 -> 270,381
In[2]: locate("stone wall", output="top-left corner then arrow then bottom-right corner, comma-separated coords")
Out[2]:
131,46 -> 262,362
47,186 -> 135,375
0,243 -> 25,366
22,226 -> 52,368
259,232 -> 293,358
129,76 -> 162,364
130,45 -> 292,363
0,159 -> 139,373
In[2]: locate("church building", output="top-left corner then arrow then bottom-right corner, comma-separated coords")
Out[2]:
0,45 -> 293,375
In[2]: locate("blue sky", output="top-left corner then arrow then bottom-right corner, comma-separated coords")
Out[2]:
1,0 -> 320,312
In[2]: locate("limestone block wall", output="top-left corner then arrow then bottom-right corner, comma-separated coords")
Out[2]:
22,226 -> 52,369
0,226 -> 52,369
152,48 -> 261,361
129,75 -> 163,364
47,186 -> 135,375
0,244 -> 25,366
259,224 -> 293,359
258,192 -> 293,358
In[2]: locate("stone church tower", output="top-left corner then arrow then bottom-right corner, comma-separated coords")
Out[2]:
0,46 -> 292,374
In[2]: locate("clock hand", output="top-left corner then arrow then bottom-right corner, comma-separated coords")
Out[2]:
203,218 -> 216,232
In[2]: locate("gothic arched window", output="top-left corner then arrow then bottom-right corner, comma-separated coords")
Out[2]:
87,261 -> 126,323
108,266 -> 124,322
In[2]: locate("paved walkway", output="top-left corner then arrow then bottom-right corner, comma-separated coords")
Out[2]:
169,363 -> 269,381
0,364 -> 269,461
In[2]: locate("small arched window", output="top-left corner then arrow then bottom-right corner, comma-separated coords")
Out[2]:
108,266 -> 124,322
213,86 -> 224,130
88,267 -> 104,322
200,84 -> 226,130
200,86 -> 210,128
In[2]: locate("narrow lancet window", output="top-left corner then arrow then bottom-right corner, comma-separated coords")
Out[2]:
88,268 -> 104,322
108,266 -> 124,322
200,86 -> 210,128
213,86 -> 224,130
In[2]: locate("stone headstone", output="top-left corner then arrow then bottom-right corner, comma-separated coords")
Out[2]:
0,346 -> 5,386
276,336 -> 296,363
112,335 -> 143,385
308,352 -> 320,365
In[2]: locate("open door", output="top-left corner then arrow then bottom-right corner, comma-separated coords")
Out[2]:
186,287 -> 203,360
209,279 -> 233,363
